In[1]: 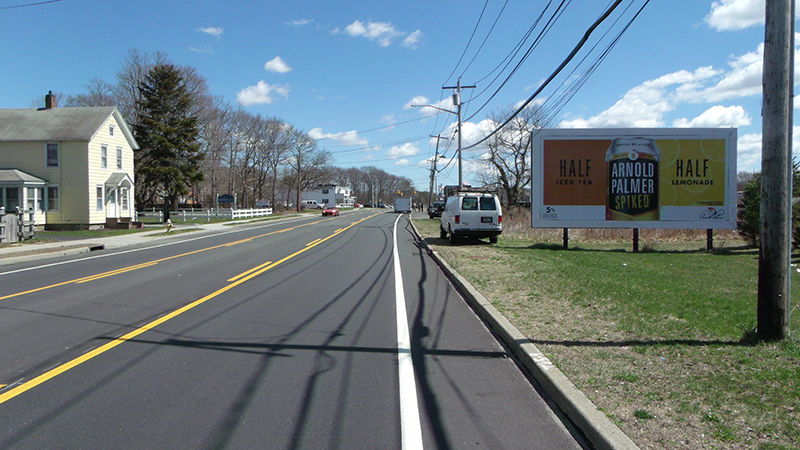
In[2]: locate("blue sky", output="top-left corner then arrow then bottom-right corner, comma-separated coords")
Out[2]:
0,0 -> 793,191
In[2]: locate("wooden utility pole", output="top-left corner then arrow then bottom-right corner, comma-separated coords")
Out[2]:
758,0 -> 794,341
442,79 -> 475,187
428,135 -> 448,206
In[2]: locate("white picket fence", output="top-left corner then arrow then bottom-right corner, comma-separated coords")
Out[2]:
135,208 -> 273,223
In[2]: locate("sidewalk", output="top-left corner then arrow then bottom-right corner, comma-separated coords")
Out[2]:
0,222 -> 230,266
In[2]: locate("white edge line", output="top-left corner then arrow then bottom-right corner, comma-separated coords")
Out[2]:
393,214 -> 424,449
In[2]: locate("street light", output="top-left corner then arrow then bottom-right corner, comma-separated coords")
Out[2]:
412,101 -> 464,187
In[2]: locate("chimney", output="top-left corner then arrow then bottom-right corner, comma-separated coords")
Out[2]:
45,91 -> 57,109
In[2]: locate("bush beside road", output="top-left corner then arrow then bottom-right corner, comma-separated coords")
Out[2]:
413,215 -> 799,450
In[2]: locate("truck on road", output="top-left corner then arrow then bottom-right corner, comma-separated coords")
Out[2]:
393,198 -> 412,213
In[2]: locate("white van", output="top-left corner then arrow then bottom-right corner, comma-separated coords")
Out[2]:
440,191 -> 502,244
301,200 -> 323,209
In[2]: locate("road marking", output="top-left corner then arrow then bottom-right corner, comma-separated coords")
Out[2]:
0,212 -> 384,405
0,221 -> 323,302
392,214 -> 424,449
0,213 -> 336,278
227,261 -> 273,282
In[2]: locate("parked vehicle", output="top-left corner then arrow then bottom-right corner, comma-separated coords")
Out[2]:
322,205 -> 339,217
393,198 -> 412,213
301,200 -> 323,209
440,189 -> 502,244
428,201 -> 445,219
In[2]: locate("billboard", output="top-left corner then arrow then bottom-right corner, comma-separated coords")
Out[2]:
532,128 -> 737,229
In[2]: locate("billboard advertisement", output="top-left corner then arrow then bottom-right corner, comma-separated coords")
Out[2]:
532,128 -> 737,229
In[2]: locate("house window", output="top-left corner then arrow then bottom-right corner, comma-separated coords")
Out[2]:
47,186 -> 60,211
120,188 -> 129,211
109,125 -> 115,137
116,147 -> 123,169
2,187 -> 20,210
101,145 -> 108,169
27,187 -> 44,212
46,143 -> 59,168
96,186 -> 104,211
322,189 -> 329,194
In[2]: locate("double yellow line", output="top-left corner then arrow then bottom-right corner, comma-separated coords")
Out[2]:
0,213 -> 380,405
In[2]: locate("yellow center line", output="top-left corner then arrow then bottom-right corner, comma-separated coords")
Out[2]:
0,220 -> 322,303
227,261 -> 273,282
0,211 -> 384,405
76,262 -> 160,283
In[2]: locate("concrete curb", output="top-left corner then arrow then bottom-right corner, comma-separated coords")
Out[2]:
409,220 -> 640,450
0,245 -> 100,266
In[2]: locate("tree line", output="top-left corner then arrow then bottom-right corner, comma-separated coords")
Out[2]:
51,49 -> 415,214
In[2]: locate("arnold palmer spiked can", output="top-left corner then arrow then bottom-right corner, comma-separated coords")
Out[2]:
605,138 -> 660,221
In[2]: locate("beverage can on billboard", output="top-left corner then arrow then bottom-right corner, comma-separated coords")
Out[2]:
605,138 -> 660,220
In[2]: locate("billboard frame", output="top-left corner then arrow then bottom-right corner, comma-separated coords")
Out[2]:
532,128 -> 738,229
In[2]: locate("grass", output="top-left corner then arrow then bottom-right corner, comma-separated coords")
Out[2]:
413,214 -> 800,450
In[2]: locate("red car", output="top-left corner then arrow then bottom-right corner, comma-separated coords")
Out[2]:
322,205 -> 339,217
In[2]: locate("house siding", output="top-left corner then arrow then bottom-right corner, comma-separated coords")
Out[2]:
87,115 -> 135,225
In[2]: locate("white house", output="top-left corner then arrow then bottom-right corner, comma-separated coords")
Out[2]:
302,184 -> 355,207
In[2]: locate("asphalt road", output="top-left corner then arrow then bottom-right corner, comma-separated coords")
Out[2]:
0,210 -> 584,449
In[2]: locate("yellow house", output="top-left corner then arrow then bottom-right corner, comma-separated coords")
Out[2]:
0,94 -> 139,229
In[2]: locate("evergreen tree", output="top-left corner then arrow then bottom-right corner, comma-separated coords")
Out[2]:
737,160 -> 800,248
133,64 -> 203,219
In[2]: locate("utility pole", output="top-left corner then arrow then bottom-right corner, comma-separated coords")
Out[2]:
429,135 -> 448,206
442,78 -> 475,187
758,0 -> 794,341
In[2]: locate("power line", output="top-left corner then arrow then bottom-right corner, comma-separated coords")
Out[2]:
463,0 -> 572,123
443,0 -> 490,85
462,0 -> 625,152
0,0 -> 61,9
537,0 -> 650,127
459,0 -> 510,80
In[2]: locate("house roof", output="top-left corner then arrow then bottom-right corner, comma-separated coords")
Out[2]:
105,172 -> 133,188
0,169 -> 47,184
0,107 -> 139,149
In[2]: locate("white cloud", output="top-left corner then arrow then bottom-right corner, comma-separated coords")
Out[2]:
198,27 -> 224,39
737,132 -> 764,171
559,65 -> 730,129
189,45 -> 213,54
679,46 -> 763,103
402,30 -> 423,49
705,0 -> 764,31
380,114 -> 396,131
673,105 -> 751,128
236,81 -> 290,106
264,56 -> 292,74
285,19 -> 313,27
344,20 -> 420,48
386,142 -> 420,159
395,159 -> 410,166
308,128 -> 369,146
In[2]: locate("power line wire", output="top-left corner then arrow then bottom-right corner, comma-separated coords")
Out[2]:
462,0 -> 625,152
443,0 -> 490,86
458,0 -> 510,80
0,0 -> 61,9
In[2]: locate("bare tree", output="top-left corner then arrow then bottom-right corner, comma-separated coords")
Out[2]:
70,77 -> 117,107
477,105 -> 543,205
285,131 -> 331,211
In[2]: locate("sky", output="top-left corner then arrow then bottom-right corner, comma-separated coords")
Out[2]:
0,0 -> 795,193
